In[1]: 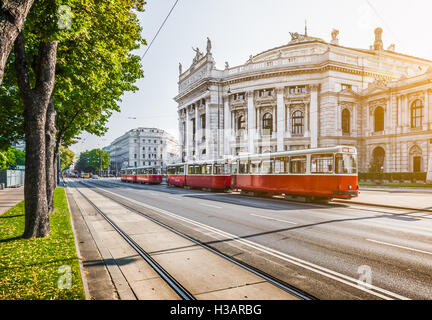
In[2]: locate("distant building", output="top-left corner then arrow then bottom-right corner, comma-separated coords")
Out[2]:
175,28 -> 432,181
108,127 -> 180,172
11,140 -> 25,152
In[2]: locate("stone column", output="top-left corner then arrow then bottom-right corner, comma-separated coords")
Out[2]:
305,103 -> 310,137
247,90 -> 256,154
205,99 -> 211,160
276,88 -> 285,151
427,141 -> 432,183
385,98 -> 391,133
310,85 -> 319,148
336,103 -> 342,136
185,106 -> 191,161
403,95 -> 409,130
424,90 -> 429,130
272,105 -> 276,139
397,95 -> 402,133
352,105 -> 357,137
194,105 -> 199,160
286,104 -> 291,138
224,96 -> 230,156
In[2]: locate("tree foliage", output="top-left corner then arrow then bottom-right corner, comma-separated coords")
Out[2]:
76,149 -> 110,173
60,146 -> 74,170
0,0 -> 146,150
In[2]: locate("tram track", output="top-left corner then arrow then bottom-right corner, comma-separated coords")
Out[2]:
88,178 -> 432,222
70,178 -> 432,300
68,180 -> 314,300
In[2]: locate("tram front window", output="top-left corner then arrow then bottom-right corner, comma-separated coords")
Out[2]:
335,153 -> 357,174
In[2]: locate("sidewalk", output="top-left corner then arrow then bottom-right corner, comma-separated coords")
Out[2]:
0,187 -> 24,215
334,188 -> 432,212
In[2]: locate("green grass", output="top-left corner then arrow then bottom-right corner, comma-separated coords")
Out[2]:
0,188 -> 85,300
359,181 -> 432,188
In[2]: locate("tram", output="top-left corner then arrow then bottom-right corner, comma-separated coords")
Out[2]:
230,146 -> 358,199
121,166 -> 162,184
166,146 -> 358,200
136,166 -> 163,184
120,168 -> 137,183
167,160 -> 231,190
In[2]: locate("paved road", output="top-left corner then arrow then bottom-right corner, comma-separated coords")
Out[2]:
74,179 -> 432,300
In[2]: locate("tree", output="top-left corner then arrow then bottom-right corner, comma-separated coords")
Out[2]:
0,0 -> 145,238
60,146 -> 74,171
76,149 -> 110,174
0,0 -> 34,84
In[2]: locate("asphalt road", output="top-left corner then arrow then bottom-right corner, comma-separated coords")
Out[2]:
74,178 -> 432,300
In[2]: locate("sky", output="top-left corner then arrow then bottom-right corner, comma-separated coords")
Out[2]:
70,0 -> 432,155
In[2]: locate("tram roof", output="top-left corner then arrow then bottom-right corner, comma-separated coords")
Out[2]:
233,146 -> 357,161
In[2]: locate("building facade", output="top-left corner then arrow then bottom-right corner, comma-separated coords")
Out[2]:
174,29 -> 432,181
108,127 -> 179,172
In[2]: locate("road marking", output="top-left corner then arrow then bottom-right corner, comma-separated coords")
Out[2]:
84,183 -> 410,300
366,239 -> 432,256
250,214 -> 297,225
168,197 -> 181,201
201,203 -> 222,209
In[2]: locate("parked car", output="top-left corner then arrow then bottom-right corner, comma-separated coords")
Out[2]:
91,175 -> 99,179
82,173 -> 90,178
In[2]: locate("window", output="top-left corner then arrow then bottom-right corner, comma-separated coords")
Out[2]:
261,160 -> 273,174
259,89 -> 274,97
231,162 -> 239,174
341,84 -> 352,91
201,114 -> 206,129
250,161 -> 261,174
335,153 -> 357,174
234,93 -> 245,100
237,115 -> 246,130
292,111 -> 304,135
342,109 -> 351,134
167,167 -> 176,175
176,166 -> 184,175
411,99 -> 423,128
214,164 -> 223,175
289,86 -> 306,94
374,107 -> 384,132
311,154 -> 334,173
274,157 -> 289,174
262,113 -> 273,135
134,154 -> 137,159
290,156 -> 306,174
239,160 -> 249,174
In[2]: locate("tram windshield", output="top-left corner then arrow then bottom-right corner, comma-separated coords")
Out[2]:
335,153 -> 357,174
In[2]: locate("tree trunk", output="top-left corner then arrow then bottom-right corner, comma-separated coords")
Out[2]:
14,32 -> 58,238
45,100 -> 57,213
0,0 -> 34,84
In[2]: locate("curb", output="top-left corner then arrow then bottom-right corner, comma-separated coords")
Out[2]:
64,185 -> 91,300
332,199 -> 432,213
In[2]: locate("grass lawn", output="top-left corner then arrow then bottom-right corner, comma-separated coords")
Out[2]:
359,181 -> 432,188
0,188 -> 85,300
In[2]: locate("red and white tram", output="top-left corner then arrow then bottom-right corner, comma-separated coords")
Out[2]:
120,168 -> 137,183
167,160 -> 231,190
230,146 -> 358,199
136,166 -> 162,184
167,146 -> 358,200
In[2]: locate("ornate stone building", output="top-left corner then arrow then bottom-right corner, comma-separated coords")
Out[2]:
174,29 -> 432,181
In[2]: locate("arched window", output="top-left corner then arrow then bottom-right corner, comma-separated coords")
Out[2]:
374,107 -> 384,132
411,99 -> 423,128
371,147 -> 385,172
291,111 -> 304,136
342,109 -> 350,134
262,113 -> 273,135
237,115 -> 246,130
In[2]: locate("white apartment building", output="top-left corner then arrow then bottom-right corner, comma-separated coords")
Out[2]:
108,127 -> 179,172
